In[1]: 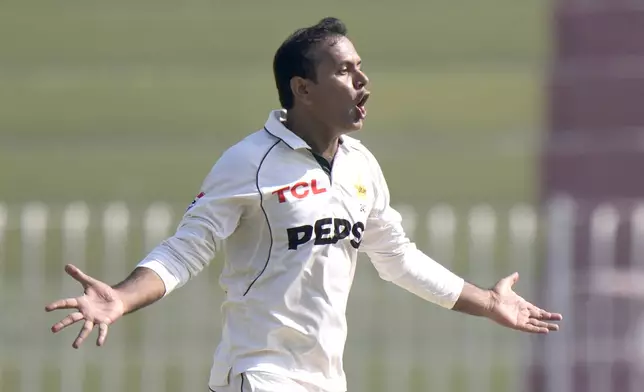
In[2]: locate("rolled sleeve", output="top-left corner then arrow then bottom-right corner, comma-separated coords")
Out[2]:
137,259 -> 183,295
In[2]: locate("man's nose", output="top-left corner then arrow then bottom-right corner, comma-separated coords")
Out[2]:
355,71 -> 369,89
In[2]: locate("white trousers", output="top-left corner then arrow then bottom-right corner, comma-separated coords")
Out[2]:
210,371 -> 330,392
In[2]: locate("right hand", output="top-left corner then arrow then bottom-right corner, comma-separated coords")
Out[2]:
45,264 -> 125,348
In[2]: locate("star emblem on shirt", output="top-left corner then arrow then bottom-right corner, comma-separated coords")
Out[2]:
354,184 -> 367,200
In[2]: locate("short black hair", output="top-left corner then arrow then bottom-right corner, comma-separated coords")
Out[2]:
273,17 -> 348,109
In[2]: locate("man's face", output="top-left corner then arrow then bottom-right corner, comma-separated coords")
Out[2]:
305,36 -> 370,133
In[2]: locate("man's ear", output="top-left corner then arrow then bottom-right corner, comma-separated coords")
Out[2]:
290,76 -> 313,106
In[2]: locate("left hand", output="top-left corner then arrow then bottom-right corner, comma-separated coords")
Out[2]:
488,272 -> 563,334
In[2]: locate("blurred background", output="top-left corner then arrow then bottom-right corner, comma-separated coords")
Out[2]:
1,0 -> 643,391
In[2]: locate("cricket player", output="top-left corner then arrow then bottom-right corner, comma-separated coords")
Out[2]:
45,17 -> 563,392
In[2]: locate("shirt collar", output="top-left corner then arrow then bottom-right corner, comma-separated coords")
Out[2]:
263,109 -> 346,151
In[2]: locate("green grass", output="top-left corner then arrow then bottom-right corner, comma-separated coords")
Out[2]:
0,0 -> 550,205
0,0 -> 549,69
0,0 -> 552,391
0,68 -> 542,204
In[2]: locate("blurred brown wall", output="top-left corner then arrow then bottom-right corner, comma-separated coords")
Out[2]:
537,1 -> 644,391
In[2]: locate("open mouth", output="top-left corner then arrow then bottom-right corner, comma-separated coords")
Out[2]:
355,92 -> 370,119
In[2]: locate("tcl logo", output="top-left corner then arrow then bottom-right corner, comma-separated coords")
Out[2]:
287,218 -> 365,250
272,179 -> 327,203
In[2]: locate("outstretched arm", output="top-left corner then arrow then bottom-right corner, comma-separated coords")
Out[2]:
45,264 -> 165,348
359,153 -> 562,333
453,273 -> 562,333
362,208 -> 563,334
45,146 -> 259,348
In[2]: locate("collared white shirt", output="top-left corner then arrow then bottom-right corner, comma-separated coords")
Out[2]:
138,109 -> 465,392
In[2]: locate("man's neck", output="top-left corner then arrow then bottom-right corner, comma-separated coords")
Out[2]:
284,111 -> 341,161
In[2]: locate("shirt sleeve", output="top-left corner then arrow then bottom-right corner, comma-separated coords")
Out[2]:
136,146 -> 258,296
360,156 -> 465,309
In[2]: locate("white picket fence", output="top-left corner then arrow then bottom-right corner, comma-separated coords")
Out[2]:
1,197 -> 643,392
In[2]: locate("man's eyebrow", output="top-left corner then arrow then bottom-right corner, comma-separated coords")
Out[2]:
338,59 -> 362,67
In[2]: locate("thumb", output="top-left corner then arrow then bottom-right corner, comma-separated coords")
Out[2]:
65,264 -> 98,288
495,272 -> 519,292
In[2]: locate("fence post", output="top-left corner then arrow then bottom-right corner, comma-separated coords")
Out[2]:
588,204 -> 620,392
59,202 -> 91,392
426,204 -> 457,391
20,202 -> 49,392
466,204 -> 497,392
630,204 -> 644,391
141,203 -> 173,392
101,202 -> 130,392
544,196 -> 576,392
509,203 -> 538,392
0,203 -> 6,390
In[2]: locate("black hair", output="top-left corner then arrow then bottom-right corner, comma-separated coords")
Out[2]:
273,17 -> 348,109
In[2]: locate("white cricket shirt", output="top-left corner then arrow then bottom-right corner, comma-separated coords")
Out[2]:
138,109 -> 465,392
